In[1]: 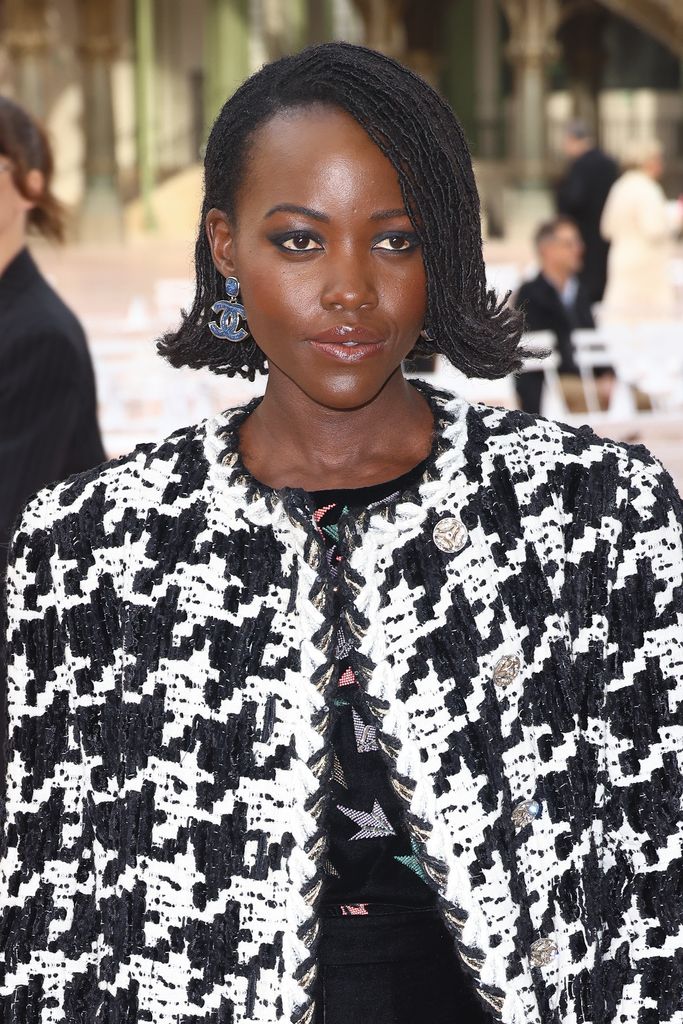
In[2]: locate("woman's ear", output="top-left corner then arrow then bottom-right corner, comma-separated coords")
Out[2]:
22,168 -> 45,211
205,208 -> 237,278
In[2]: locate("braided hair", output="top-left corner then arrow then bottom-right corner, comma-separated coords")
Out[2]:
158,42 -> 524,381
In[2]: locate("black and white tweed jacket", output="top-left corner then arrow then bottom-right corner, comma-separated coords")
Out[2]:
2,382 -> 682,1024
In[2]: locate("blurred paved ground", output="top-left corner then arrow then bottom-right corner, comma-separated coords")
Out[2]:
31,238 -> 683,494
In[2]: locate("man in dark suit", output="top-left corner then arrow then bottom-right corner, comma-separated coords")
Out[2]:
513,216 -> 613,415
556,121 -> 619,303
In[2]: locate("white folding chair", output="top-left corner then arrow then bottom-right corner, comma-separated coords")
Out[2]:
516,331 -> 568,417
404,356 -> 515,408
90,336 -> 171,445
630,321 -> 683,411
571,328 -> 612,414
91,332 -> 266,455
485,262 -> 521,300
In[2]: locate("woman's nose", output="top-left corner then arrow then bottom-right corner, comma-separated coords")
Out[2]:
320,253 -> 378,312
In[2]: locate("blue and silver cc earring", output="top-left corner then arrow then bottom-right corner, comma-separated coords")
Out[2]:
208,276 -> 249,342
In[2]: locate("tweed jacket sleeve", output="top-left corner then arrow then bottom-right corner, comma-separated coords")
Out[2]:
599,451 -> 683,1020
1,511 -> 95,1016
1,455 -> 131,1019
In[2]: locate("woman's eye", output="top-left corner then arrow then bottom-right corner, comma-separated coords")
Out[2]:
280,234 -> 323,251
374,235 -> 417,251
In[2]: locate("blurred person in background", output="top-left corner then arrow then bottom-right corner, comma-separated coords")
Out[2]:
556,120 -> 619,303
513,215 -> 614,414
600,137 -> 683,323
0,97 -> 105,581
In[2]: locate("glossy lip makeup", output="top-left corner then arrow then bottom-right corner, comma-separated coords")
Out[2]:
308,324 -> 385,363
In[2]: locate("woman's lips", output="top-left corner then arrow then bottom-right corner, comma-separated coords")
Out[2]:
308,325 -> 385,363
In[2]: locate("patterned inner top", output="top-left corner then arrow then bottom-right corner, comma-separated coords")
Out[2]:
308,458 -> 439,918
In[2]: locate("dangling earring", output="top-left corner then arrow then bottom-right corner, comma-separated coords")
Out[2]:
208,276 -> 249,342
420,326 -> 434,342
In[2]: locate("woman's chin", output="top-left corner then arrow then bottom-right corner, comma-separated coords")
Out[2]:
266,360 -> 406,412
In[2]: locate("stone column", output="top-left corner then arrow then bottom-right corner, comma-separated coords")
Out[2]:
474,0 -> 502,160
286,0 -> 307,51
77,0 -> 123,241
306,0 -> 333,44
442,0 -> 476,144
134,0 -> 157,231
204,0 -> 249,136
473,0 -> 506,237
502,0 -> 559,189
357,0 -> 405,57
4,0 -> 50,118
557,6 -> 608,140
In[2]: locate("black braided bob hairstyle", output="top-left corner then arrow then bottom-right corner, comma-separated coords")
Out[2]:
158,41 -> 524,381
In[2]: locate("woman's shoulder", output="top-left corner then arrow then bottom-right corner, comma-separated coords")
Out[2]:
458,402 -> 681,556
418,384 -> 669,492
466,399 -> 677,500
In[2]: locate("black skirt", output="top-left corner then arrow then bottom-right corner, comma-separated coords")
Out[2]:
313,908 -> 493,1024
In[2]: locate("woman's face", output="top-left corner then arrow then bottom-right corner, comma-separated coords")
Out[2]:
206,105 -> 427,410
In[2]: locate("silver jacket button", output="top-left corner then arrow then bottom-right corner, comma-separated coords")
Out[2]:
511,799 -> 542,828
432,516 -> 467,553
530,937 -> 559,966
492,654 -> 521,688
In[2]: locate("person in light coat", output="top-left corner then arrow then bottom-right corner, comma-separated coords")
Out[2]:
600,137 -> 682,323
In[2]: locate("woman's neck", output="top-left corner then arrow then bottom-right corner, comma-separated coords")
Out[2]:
0,233 -> 26,278
238,369 -> 434,491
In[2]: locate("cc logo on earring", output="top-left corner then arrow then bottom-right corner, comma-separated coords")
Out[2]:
208,275 -> 249,342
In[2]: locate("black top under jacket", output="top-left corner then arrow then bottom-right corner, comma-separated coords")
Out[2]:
555,147 -> 619,303
0,247 -> 106,577
308,459 -> 438,918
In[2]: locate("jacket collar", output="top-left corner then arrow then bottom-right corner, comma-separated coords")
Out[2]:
531,272 -> 566,308
203,378 -> 472,528
0,245 -> 39,305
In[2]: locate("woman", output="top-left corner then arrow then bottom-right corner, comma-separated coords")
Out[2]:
600,136 -> 683,323
0,97 -> 105,580
2,44 -> 682,1024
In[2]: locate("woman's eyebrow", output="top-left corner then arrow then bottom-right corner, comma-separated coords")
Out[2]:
370,208 -> 409,221
264,203 -> 329,222
263,204 -> 410,223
